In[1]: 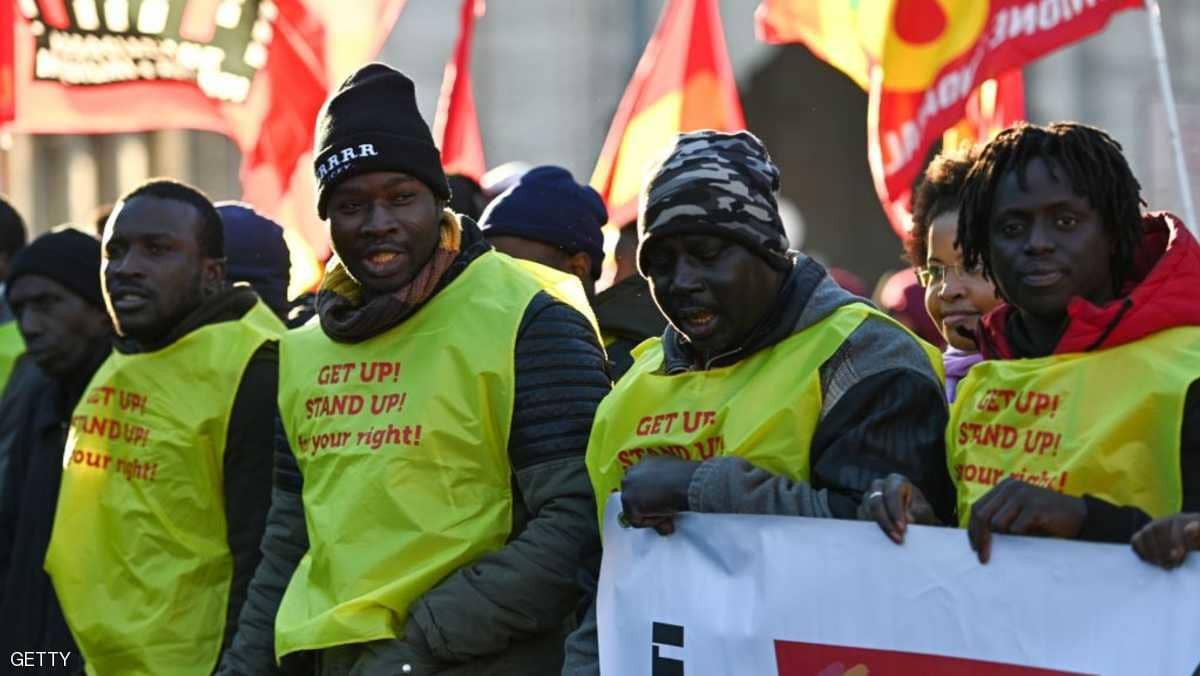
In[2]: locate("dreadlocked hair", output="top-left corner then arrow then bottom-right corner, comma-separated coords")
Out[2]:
957,122 -> 1144,296
906,145 -> 978,268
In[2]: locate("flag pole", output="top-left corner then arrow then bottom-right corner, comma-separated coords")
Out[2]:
1144,0 -> 1197,234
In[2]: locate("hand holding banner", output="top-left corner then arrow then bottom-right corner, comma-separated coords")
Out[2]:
598,500 -> 1200,675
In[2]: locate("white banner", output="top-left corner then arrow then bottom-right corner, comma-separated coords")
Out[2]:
598,500 -> 1200,676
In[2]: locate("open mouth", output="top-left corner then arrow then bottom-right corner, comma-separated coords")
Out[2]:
941,311 -> 978,328
361,248 -> 404,275
110,289 -> 151,312
367,251 -> 398,265
678,307 -> 719,337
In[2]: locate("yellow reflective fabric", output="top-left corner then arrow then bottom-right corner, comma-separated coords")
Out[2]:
44,301 -> 284,676
274,252 -> 552,657
507,255 -> 601,338
587,303 -> 934,528
948,326 -> 1200,527
0,320 -> 24,394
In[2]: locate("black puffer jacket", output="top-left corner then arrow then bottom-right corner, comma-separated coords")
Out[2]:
594,274 -> 667,381
220,219 -> 611,675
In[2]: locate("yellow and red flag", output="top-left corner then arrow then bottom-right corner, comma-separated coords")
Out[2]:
434,0 -> 486,183
757,0 -> 1140,237
591,0 -> 745,228
6,0 -> 408,293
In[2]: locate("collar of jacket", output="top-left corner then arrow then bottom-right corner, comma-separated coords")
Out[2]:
660,253 -> 865,373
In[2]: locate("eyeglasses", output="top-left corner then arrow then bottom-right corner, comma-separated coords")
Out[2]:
916,262 -> 983,288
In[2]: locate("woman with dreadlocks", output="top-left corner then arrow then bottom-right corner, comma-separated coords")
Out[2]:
862,122 -> 1200,568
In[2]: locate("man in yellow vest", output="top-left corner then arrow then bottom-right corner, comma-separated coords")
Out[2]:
43,179 -> 285,675
220,63 -> 610,675
0,196 -> 28,393
863,123 -> 1200,563
563,130 -> 951,675
479,166 -> 666,381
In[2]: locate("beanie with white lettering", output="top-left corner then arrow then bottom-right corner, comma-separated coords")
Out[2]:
313,63 -> 451,219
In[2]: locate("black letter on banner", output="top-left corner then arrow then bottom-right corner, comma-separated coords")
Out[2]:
651,622 -> 684,676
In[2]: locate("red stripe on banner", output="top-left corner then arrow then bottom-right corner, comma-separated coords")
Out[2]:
774,640 -> 1089,676
37,0 -> 71,29
180,0 -> 223,43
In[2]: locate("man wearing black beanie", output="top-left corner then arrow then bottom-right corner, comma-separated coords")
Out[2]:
223,63 -> 609,675
0,228 -> 111,673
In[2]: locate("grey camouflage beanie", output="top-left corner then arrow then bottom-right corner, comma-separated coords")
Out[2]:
637,130 -> 789,276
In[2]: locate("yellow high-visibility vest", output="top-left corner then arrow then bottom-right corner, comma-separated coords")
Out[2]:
0,320 -> 24,395
948,326 -> 1200,526
506,255 -> 601,338
586,303 -> 943,527
274,251 -> 594,657
45,300 -> 284,676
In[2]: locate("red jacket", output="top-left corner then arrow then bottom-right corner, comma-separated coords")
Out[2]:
978,212 -> 1200,358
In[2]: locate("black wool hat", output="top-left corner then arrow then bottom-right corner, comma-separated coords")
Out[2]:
6,228 -> 104,310
313,63 -> 450,219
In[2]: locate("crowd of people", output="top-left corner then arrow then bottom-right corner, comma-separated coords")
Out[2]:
0,61 -> 1196,675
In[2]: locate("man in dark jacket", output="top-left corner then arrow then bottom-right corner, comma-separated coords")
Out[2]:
564,130 -> 950,674
0,229 -> 111,674
864,123 -> 1200,564
220,64 -> 609,676
43,180 -> 284,675
593,223 -> 666,380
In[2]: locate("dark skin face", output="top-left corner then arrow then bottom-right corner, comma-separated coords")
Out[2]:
487,235 -> 596,298
642,234 -> 785,363
987,158 -> 1115,341
328,172 -> 442,295
103,196 -> 224,346
9,275 -> 110,379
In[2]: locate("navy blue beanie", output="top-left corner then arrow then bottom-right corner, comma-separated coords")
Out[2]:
217,202 -> 290,317
478,166 -> 607,280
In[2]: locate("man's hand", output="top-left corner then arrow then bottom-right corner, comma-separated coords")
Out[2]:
967,478 -> 1086,564
620,456 -> 701,536
1132,513 -> 1200,570
860,473 -> 940,544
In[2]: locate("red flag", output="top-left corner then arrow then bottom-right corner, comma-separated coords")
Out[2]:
8,0 -> 407,290
0,0 -> 12,125
882,67 -> 1027,233
591,0 -> 745,228
434,0 -> 486,183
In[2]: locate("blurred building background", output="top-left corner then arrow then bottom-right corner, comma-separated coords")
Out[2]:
2,0 -> 1198,293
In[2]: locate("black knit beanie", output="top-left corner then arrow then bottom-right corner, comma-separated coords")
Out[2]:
6,228 -> 104,309
313,63 -> 450,219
